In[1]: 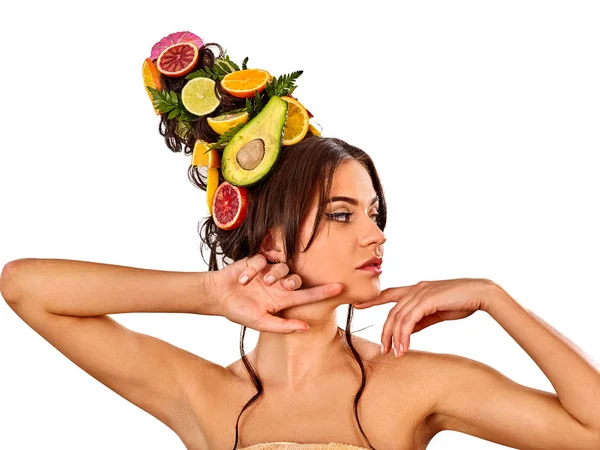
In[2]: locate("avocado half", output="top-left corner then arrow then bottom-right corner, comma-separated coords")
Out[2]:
220,96 -> 288,187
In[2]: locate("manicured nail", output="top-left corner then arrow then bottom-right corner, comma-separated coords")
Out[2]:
393,347 -> 398,358
265,275 -> 275,284
399,343 -> 404,353
287,279 -> 295,288
380,344 -> 385,355
239,275 -> 248,284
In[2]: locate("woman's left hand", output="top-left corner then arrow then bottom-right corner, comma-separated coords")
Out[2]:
354,278 -> 497,357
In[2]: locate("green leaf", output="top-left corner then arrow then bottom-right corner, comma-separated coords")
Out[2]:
245,98 -> 253,118
266,70 -> 303,97
255,90 -> 264,114
213,64 -> 226,75
148,87 -> 199,121
242,57 -> 249,70
225,55 -> 240,71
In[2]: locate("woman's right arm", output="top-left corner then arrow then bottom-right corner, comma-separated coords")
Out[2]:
0,256 -> 340,445
0,258 -> 220,316
0,258 -> 227,445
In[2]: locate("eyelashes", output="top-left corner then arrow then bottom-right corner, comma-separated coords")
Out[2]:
326,212 -> 380,223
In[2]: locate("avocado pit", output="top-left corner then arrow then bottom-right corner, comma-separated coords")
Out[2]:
236,138 -> 265,170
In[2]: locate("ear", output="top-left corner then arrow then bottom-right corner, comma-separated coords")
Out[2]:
259,227 -> 286,263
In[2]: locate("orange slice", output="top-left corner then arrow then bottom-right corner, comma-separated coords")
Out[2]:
192,140 -> 220,168
220,69 -> 271,98
142,58 -> 162,115
280,96 -> 310,145
207,168 -> 220,214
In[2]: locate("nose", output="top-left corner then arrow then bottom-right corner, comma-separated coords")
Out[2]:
361,214 -> 386,252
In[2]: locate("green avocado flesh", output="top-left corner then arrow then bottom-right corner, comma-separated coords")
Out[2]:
220,96 -> 288,187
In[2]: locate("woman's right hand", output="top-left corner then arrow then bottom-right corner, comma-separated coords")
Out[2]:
208,253 -> 343,334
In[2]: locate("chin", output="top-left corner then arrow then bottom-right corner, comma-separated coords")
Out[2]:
350,284 -> 380,304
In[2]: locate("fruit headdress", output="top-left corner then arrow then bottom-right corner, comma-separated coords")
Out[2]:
143,31 -> 322,231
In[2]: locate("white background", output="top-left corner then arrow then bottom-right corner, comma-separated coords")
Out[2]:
1,1 -> 599,449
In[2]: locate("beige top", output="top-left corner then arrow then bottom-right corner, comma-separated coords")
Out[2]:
238,442 -> 369,450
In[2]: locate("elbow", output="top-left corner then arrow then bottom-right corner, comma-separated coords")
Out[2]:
1,259 -> 29,305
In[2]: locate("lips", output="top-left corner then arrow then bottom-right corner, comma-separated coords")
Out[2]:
357,256 -> 383,269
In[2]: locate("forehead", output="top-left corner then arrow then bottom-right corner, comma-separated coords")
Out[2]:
330,160 -> 376,199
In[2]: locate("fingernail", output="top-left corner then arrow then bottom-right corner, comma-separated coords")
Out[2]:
380,344 -> 385,355
265,275 -> 275,284
399,343 -> 404,353
239,275 -> 248,284
393,347 -> 398,358
287,279 -> 295,288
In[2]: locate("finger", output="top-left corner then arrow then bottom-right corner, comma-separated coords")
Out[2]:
396,288 -> 434,356
412,313 -> 443,333
262,262 -> 291,286
259,315 -> 310,334
391,296 -> 420,357
281,274 -> 302,290
380,285 -> 422,354
354,285 -> 414,309
238,253 -> 268,284
280,282 -> 343,309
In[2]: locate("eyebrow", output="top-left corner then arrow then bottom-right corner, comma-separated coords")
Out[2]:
328,194 -> 379,206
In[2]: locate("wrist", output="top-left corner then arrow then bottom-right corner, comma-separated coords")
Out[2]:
482,280 -> 514,316
200,270 -> 223,317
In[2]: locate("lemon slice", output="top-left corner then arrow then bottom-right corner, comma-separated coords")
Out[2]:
207,111 -> 249,135
308,122 -> 322,136
181,77 -> 220,116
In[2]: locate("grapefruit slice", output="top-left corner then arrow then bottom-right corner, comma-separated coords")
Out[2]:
150,31 -> 204,61
156,42 -> 199,78
212,182 -> 249,230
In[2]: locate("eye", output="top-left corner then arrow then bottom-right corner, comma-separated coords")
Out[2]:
326,212 -> 353,222
326,212 -> 380,223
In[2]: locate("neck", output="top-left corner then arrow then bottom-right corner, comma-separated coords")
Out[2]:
247,298 -> 350,390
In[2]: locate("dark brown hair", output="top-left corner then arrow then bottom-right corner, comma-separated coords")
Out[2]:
155,43 -> 387,449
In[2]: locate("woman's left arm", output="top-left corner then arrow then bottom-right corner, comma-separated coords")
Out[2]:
355,279 -> 600,449
485,285 -> 600,431
435,285 -> 600,449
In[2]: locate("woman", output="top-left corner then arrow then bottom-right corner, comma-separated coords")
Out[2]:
3,36 -> 600,450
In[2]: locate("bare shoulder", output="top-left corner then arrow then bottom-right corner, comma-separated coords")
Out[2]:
387,349 -> 505,433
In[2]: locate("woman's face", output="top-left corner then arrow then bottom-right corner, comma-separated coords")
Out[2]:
293,159 -> 386,303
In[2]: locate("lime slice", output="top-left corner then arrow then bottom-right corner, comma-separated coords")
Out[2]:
207,110 -> 249,135
181,77 -> 220,116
